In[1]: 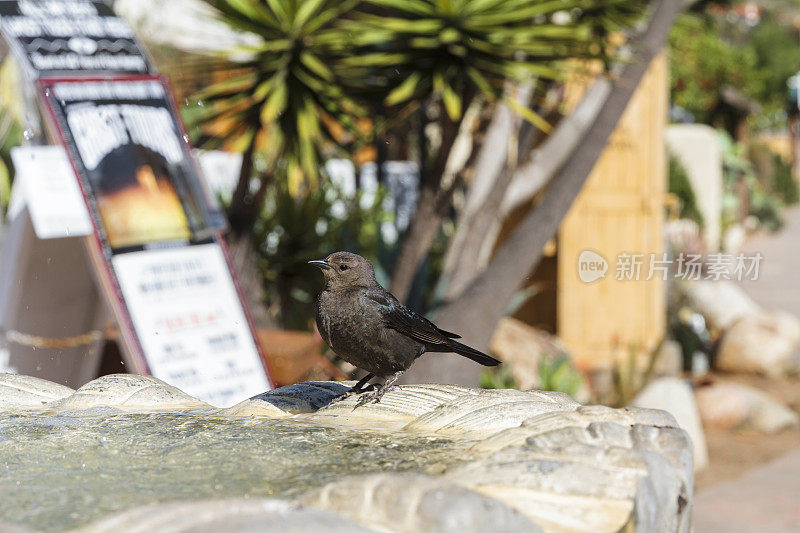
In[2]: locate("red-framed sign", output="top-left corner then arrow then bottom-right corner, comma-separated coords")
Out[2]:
0,0 -> 153,78
36,75 -> 274,406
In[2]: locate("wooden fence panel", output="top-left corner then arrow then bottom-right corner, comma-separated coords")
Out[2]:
557,53 -> 668,368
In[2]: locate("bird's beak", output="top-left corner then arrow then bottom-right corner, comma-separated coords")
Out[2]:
308,259 -> 332,270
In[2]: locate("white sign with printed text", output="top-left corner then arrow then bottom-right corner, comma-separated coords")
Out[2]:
112,243 -> 270,407
10,145 -> 92,239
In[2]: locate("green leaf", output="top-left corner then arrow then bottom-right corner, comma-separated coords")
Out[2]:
264,0 -> 290,23
357,14 -> 443,34
385,72 -> 422,105
439,27 -> 460,44
440,81 -> 462,120
223,0 -> 261,20
293,0 -> 326,28
260,83 -> 288,122
504,95 -> 551,133
224,0 -> 278,28
340,52 -> 411,67
252,74 -> 278,100
0,158 -> 9,212
368,0 -> 435,16
465,66 -> 495,97
300,52 -> 334,81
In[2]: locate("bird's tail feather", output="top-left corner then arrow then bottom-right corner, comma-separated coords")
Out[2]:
448,340 -> 501,366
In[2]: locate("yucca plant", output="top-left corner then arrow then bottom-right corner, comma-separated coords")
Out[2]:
193,0 -> 364,234
346,0 -> 618,127
190,0 -> 650,325
341,0 -> 649,300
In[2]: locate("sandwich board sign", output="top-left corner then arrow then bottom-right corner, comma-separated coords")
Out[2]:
0,0 -> 274,406
0,0 -> 151,77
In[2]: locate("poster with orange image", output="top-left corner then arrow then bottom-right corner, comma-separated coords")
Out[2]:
39,76 -> 226,250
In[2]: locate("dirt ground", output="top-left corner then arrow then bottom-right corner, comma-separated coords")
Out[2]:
694,374 -> 800,489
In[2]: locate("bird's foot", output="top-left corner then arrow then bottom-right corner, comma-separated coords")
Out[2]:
328,383 -> 378,405
353,386 -> 390,408
328,391 -> 356,405
352,370 -> 404,409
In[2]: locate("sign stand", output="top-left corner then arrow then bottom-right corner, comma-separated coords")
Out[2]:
0,208 -> 107,386
0,0 -> 274,405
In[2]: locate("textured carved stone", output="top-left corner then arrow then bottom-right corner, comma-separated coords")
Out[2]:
302,473 -> 541,533
51,374 -> 211,412
74,498 -> 372,533
0,373 -> 74,410
0,375 -> 693,533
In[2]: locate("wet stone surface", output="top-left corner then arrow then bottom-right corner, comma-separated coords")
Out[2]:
0,411 -> 469,531
0,374 -> 694,533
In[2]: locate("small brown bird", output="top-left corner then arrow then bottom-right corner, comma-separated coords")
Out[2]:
310,251 -> 500,407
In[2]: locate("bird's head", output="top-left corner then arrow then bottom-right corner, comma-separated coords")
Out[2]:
309,251 -> 377,290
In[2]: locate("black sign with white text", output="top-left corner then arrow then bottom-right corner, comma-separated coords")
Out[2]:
0,0 -> 151,77
40,77 -> 226,251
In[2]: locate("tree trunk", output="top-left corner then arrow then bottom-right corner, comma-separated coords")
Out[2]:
401,0 -> 684,386
227,132 -> 258,237
442,85 -> 534,299
499,80 -> 613,219
441,81 -> 610,300
226,232 -> 276,329
224,131 -> 277,329
387,188 -> 443,299
389,103 -> 470,301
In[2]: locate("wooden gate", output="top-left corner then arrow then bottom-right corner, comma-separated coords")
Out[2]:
557,53 -> 668,369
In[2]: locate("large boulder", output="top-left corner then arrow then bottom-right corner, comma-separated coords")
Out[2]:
716,311 -> 800,377
489,318 -> 590,402
653,340 -> 685,377
695,382 -> 799,434
632,378 -> 709,472
665,219 -> 703,255
679,281 -> 760,331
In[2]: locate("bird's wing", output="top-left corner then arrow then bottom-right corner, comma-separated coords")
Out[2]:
365,290 -> 455,344
434,327 -> 461,339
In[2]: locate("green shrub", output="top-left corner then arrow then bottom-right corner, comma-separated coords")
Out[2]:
538,356 -> 584,399
772,155 -> 799,206
480,365 -> 518,390
668,153 -> 704,228
718,130 -> 787,234
749,190 -> 785,232
252,177 -> 394,329
480,353 -> 584,398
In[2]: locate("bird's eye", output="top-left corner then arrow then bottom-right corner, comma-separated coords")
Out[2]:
339,264 -> 349,271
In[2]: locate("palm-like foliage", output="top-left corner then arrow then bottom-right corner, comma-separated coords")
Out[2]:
344,0 -> 647,128
190,0 -> 651,309
194,0 -> 363,193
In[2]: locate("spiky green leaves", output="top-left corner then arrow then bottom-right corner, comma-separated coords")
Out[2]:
192,0 -> 648,192
341,0 -> 646,124
193,0 -> 363,192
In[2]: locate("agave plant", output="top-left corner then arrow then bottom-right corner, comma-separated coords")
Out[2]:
190,0 -> 651,318
341,0 -> 648,300
194,0 -> 365,231
345,0 -> 646,127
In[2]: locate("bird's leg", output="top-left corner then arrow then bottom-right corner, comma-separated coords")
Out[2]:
354,370 -> 404,409
350,372 -> 377,393
328,373 -> 376,405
